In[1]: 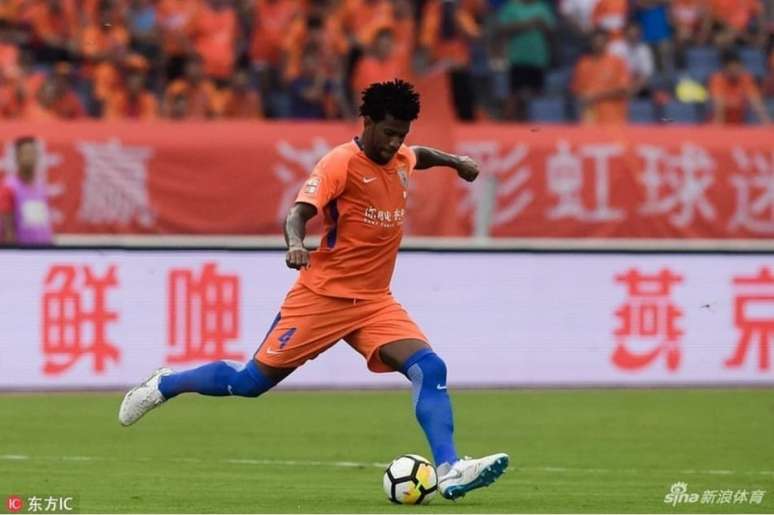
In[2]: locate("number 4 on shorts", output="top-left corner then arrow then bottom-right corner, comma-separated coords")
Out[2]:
278,328 -> 297,349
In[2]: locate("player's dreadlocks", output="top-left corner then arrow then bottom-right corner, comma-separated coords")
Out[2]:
359,80 -> 420,123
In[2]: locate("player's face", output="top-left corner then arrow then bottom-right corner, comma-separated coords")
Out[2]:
364,115 -> 411,164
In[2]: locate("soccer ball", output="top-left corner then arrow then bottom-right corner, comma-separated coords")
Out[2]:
383,454 -> 438,504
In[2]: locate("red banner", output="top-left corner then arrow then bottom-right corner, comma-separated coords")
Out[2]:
0,122 -> 771,238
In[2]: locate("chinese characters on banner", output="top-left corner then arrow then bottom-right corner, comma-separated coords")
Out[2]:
610,267 -> 774,373
41,262 -> 243,375
37,259 -> 774,378
0,122 -> 771,237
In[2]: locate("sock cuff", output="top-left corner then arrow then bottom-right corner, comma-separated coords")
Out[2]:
400,348 -> 436,375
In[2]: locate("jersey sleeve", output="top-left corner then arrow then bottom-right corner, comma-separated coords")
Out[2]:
295,147 -> 351,212
404,144 -> 418,176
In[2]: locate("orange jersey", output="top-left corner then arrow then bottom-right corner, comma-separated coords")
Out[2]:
572,53 -> 631,124
709,71 -> 761,124
294,140 -> 417,300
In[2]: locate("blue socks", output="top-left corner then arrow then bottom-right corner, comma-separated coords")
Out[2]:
158,360 -> 276,399
401,349 -> 459,468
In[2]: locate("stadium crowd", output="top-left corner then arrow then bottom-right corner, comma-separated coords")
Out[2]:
0,0 -> 772,124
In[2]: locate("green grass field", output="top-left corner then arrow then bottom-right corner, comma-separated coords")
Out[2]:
1,389 -> 773,513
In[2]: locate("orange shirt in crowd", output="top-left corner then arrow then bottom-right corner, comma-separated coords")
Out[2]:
572,52 -> 631,124
709,0 -> 762,30
294,141 -> 417,299
191,3 -> 237,79
709,71 -> 761,124
163,78 -> 217,118
281,15 -> 349,82
250,0 -> 304,66
341,0 -> 394,46
28,91 -> 85,120
157,0 -> 200,56
214,90 -> 264,118
419,0 -> 480,68
21,0 -> 78,46
0,44 -> 19,76
0,0 -> 23,22
592,0 -> 628,35
104,91 -> 158,119
79,24 -> 130,58
351,55 -> 405,98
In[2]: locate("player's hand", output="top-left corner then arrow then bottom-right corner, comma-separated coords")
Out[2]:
455,155 -> 479,182
286,245 -> 310,270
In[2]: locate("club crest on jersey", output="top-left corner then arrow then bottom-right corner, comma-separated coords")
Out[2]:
397,167 -> 409,189
304,177 -> 321,194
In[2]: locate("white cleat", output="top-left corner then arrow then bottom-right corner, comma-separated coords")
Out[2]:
438,453 -> 510,500
118,367 -> 172,427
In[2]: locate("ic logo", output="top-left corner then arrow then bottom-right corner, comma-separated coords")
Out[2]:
6,496 -> 24,513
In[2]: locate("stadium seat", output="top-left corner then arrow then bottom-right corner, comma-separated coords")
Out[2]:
739,47 -> 767,79
662,101 -> 699,124
685,47 -> 720,83
628,99 -> 656,124
528,97 -> 567,123
544,68 -> 572,96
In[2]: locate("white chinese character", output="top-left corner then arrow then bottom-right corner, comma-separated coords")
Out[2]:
45,496 -> 58,511
729,148 -> 774,234
365,207 -> 377,220
273,139 -> 331,224
718,490 -> 734,504
637,143 -> 716,228
377,210 -> 385,221
455,141 -> 533,227
546,140 -> 624,222
76,139 -> 154,227
28,496 -> 43,512
734,490 -> 749,503
0,139 -> 65,224
384,211 -> 392,222
700,490 -> 717,504
750,490 -> 766,504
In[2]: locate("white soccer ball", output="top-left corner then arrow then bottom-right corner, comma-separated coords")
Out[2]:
383,454 -> 438,504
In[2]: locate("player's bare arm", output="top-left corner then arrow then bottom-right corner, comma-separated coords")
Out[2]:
284,202 -> 317,269
410,146 -> 480,182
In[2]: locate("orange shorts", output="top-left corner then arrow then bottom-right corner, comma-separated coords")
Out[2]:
254,282 -> 428,372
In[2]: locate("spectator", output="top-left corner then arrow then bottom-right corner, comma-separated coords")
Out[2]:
572,29 -> 631,124
191,0 -> 238,82
670,0 -> 709,61
156,0 -> 200,80
104,55 -> 158,119
351,27 -> 406,104
559,0 -> 599,36
127,0 -> 160,58
0,136 -> 53,246
496,0 -> 556,121
214,67 -> 264,118
704,0 -> 766,48
288,43 -> 344,119
162,54 -> 218,118
633,0 -> 673,72
763,50 -> 774,97
20,0 -> 78,63
591,0 -> 627,36
610,23 -> 655,98
27,63 -> 85,120
709,50 -> 770,124
418,0 -> 482,121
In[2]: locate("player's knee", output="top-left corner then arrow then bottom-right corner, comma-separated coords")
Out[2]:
405,351 -> 447,386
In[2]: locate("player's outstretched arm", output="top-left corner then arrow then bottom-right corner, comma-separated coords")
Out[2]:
410,146 -> 479,182
284,202 -> 317,269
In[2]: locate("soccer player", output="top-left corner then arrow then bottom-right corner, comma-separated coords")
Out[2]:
119,79 -> 509,500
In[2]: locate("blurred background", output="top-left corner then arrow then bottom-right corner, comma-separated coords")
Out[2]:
0,0 -> 771,125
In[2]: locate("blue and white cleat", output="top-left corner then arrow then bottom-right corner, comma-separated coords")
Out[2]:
438,453 -> 510,500
118,367 -> 172,427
